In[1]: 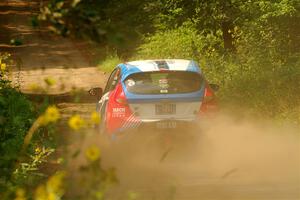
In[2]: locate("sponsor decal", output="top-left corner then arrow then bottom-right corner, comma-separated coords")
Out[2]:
155,60 -> 169,70
159,78 -> 169,93
120,113 -> 141,130
126,79 -> 135,87
112,107 -> 126,117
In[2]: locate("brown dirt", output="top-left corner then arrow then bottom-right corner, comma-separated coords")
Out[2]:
0,0 -> 107,95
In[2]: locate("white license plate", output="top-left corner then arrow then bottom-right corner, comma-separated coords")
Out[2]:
155,104 -> 176,115
156,121 -> 177,129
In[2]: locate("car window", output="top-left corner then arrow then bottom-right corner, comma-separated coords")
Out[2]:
124,71 -> 203,94
104,68 -> 121,94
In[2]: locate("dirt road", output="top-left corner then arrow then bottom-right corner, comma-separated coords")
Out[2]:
72,118 -> 300,200
0,0 -> 107,94
1,1 -> 299,200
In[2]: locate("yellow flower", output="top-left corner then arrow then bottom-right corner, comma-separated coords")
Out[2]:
34,172 -> 66,200
95,191 -> 104,200
45,106 -> 60,122
85,145 -> 100,161
35,147 -> 42,153
68,114 -> 85,130
44,77 -> 56,86
90,111 -> 101,125
1,63 -> 6,71
29,83 -> 43,92
53,12 -> 62,18
72,0 -> 81,7
46,171 -> 66,194
15,188 -> 26,200
47,193 -> 56,200
34,185 -> 47,200
128,191 -> 138,200
40,106 -> 60,125
56,2 -> 64,9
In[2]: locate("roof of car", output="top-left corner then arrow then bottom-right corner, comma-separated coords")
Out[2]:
118,59 -> 201,80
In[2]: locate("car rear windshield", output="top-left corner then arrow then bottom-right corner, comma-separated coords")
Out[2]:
124,71 -> 203,94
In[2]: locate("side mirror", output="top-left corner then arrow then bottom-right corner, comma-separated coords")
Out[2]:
209,83 -> 219,92
88,87 -> 103,100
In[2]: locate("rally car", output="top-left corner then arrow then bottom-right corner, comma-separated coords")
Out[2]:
89,59 -> 218,136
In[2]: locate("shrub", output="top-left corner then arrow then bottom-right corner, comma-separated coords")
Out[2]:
134,25 -> 300,124
0,54 -> 55,197
135,24 -> 204,60
0,81 -> 36,179
98,54 -> 122,72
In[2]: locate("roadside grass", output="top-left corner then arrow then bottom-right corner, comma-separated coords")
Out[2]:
97,54 -> 122,73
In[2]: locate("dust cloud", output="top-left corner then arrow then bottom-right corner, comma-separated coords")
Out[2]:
194,115 -> 300,183
69,112 -> 300,199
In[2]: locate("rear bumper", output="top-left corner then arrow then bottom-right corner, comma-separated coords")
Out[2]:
105,119 -> 203,142
112,119 -> 198,134
140,119 -> 196,128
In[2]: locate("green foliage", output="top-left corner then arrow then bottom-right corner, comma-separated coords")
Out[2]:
135,22 -> 299,124
37,0 -> 155,48
0,80 -> 35,182
0,53 -> 118,199
14,147 -> 55,183
135,23 -> 223,60
135,25 -> 199,59
98,54 -> 122,72
0,54 -> 55,197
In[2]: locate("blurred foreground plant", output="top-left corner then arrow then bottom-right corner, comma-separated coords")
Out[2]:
0,53 -> 10,75
34,171 -> 66,200
21,105 -> 60,154
0,53 -> 59,199
1,52 -> 119,200
85,145 -> 101,162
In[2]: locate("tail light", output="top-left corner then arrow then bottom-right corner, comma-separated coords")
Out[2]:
203,85 -> 215,103
199,83 -> 218,114
115,89 -> 128,106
